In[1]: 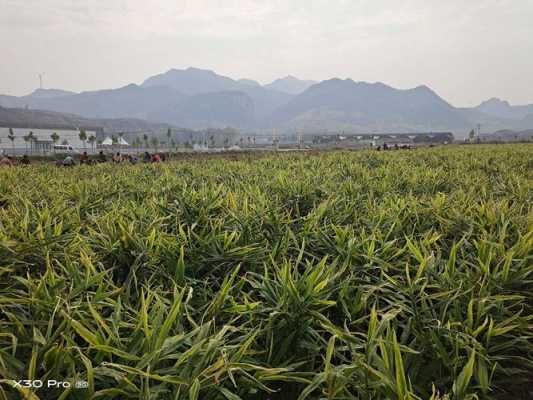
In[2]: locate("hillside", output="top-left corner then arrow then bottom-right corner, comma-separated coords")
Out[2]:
142,67 -> 293,120
2,68 -> 533,135
473,98 -> 533,120
264,76 -> 317,95
267,79 -> 470,132
0,106 -> 176,132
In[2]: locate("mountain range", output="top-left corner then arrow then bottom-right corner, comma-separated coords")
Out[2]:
1,67 -> 532,137
0,105 -> 177,133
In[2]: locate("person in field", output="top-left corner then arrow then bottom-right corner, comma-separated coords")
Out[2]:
151,153 -> 162,163
97,151 -> 107,163
80,152 -> 89,164
20,155 -> 31,165
112,152 -> 122,163
63,155 -> 75,166
143,152 -> 151,163
0,155 -> 13,166
128,154 -> 139,165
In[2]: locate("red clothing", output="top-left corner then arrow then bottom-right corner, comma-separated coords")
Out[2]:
151,154 -> 161,162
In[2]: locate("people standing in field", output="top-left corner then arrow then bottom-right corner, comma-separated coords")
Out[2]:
98,151 -> 107,163
63,155 -> 75,166
80,152 -> 89,164
143,152 -> 151,163
112,152 -> 123,163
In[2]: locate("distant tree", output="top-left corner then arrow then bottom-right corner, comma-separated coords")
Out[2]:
8,128 -> 15,154
150,136 -> 159,152
50,132 -> 59,154
50,132 -> 59,145
468,129 -> 476,142
29,132 -> 38,154
143,134 -> 149,149
166,128 -> 172,148
87,135 -> 96,152
23,132 -> 31,154
79,129 -> 87,150
61,139 -> 69,146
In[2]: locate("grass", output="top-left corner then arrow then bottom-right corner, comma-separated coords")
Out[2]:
0,144 -> 532,399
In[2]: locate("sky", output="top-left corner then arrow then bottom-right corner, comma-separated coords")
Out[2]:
1,0 -> 532,106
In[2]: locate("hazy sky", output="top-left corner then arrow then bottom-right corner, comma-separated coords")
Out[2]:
1,0 -> 532,106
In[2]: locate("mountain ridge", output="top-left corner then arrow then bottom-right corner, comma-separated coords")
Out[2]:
473,97 -> 533,120
264,75 -> 317,95
1,67 -> 532,136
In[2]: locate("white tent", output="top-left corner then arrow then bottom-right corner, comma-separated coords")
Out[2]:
101,136 -> 129,146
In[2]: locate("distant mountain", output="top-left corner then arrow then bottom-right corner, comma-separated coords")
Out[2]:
0,82 -> 257,129
0,94 -> 24,109
0,88 -> 77,108
28,88 -> 77,99
457,107 -> 525,133
264,76 -> 317,95
142,67 -> 241,95
26,84 -> 186,120
238,79 -> 261,87
267,79 -> 470,132
148,91 -> 255,128
142,67 -> 293,120
0,106 -> 176,132
2,67 -> 533,135
473,98 -> 533,120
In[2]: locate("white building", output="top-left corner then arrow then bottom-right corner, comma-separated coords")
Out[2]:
0,127 -> 98,155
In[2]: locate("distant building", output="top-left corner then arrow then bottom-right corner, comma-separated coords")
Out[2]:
312,132 -> 454,145
0,127 -> 99,154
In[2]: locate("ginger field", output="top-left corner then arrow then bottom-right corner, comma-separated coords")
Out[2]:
0,145 -> 532,399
